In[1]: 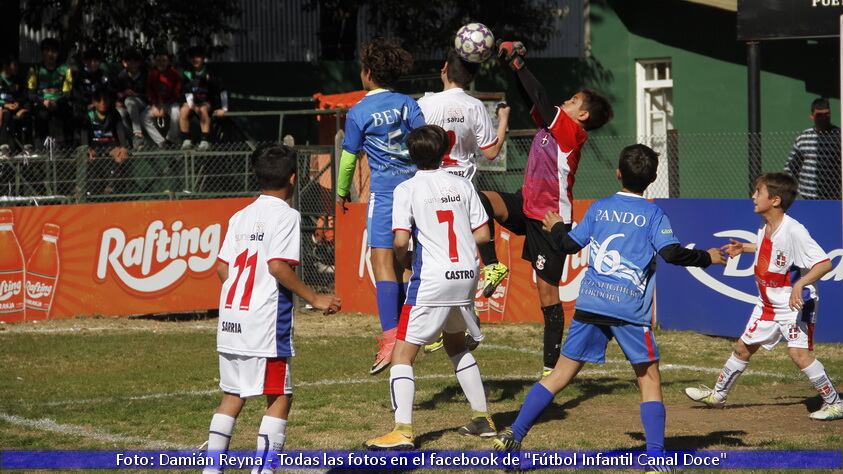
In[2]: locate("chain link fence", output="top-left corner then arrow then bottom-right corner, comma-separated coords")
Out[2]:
1,129 -> 839,294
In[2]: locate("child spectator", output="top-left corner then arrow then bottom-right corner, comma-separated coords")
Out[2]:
144,49 -> 181,148
79,90 -> 130,195
72,47 -> 112,126
115,48 -> 148,149
179,46 -> 226,151
27,38 -> 72,146
0,55 -> 31,157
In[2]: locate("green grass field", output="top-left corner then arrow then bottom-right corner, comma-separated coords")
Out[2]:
1,312 -> 842,473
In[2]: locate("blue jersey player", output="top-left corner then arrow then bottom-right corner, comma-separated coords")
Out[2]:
493,145 -> 725,467
336,38 -> 425,375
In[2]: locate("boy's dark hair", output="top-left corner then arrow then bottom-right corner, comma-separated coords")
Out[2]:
1,53 -> 18,67
407,125 -> 448,170
123,48 -> 143,62
91,89 -> 111,104
580,88 -> 613,131
445,49 -> 478,88
251,144 -> 298,190
82,47 -> 102,61
618,144 -> 658,193
153,48 -> 170,58
755,172 -> 798,211
360,37 -> 412,88
187,45 -> 207,58
40,38 -> 60,52
811,97 -> 830,112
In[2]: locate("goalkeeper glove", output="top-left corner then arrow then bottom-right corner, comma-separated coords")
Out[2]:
497,40 -> 527,71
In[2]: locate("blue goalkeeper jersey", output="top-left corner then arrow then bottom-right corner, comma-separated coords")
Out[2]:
568,192 -> 680,326
342,89 -> 425,193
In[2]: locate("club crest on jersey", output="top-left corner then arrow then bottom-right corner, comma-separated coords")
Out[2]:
536,254 -> 546,270
775,250 -> 787,268
541,134 -> 549,146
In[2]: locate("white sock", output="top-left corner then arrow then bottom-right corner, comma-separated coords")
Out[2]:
251,416 -> 287,474
203,414 -> 235,474
450,350 -> 487,414
802,360 -> 841,406
390,364 -> 414,425
713,353 -> 748,401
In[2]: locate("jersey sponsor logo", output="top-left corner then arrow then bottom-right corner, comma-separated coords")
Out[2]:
25,281 -> 53,299
683,228 -> 843,305
445,270 -> 475,280
95,219 -> 221,295
221,321 -> 242,333
0,280 -> 22,301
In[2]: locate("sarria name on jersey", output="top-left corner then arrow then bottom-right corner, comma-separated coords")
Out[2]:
96,220 -> 221,294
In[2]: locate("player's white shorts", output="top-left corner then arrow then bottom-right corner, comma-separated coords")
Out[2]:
218,353 -> 292,398
396,304 -> 483,346
740,317 -> 814,351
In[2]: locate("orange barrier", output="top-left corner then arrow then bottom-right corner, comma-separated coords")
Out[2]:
0,198 -> 253,322
335,201 -> 593,324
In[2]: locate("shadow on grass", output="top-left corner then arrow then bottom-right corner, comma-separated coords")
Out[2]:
627,430 -> 750,449
717,395 -> 822,413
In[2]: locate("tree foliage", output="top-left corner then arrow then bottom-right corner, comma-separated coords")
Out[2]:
20,0 -> 241,61
315,0 -> 568,60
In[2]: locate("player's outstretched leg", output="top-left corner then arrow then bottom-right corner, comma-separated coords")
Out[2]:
442,327 -> 495,437
791,350 -> 843,421
478,191 -> 509,298
366,340 -> 418,450
686,340 -> 757,408
203,394 -> 244,474
493,355 -> 584,451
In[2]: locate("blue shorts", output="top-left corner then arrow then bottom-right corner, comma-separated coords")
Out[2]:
561,319 -> 660,365
367,191 -> 395,249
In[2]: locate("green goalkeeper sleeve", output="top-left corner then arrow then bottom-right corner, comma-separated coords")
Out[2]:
336,149 -> 359,198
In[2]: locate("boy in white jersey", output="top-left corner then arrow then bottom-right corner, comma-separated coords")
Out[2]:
202,145 -> 342,474
365,125 -> 496,449
685,172 -> 840,421
417,50 -> 511,350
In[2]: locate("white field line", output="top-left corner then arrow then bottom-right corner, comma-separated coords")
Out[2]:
0,325 -> 213,334
0,413 -> 180,449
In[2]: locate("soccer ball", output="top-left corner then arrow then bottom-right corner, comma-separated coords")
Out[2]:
454,23 -> 495,63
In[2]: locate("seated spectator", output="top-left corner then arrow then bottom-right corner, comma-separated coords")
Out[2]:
115,48 -> 147,149
179,46 -> 227,151
79,90 -> 129,195
143,49 -> 181,148
27,38 -> 73,147
72,47 -> 113,126
0,55 -> 31,157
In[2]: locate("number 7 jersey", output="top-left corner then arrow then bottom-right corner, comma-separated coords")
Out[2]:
392,170 -> 488,306
217,195 -> 301,357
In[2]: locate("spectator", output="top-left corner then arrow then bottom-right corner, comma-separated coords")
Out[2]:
0,55 -> 31,157
79,90 -> 130,195
144,49 -> 181,148
72,47 -> 113,127
115,48 -> 148,149
27,38 -> 73,147
179,46 -> 227,151
785,98 -> 841,200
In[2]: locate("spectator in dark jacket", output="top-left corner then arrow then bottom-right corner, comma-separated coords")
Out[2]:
0,55 -> 31,156
115,48 -> 148,148
80,90 -> 130,195
179,46 -> 227,151
143,49 -> 181,148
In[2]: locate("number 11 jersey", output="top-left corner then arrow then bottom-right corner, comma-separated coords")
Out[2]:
392,169 -> 489,306
217,195 -> 301,357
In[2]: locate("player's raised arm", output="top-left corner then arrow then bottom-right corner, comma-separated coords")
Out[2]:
498,40 -> 556,127
479,103 -> 510,160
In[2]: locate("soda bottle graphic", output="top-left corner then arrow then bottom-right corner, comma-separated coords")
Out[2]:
488,230 -> 511,322
0,209 -> 26,322
25,223 -> 60,320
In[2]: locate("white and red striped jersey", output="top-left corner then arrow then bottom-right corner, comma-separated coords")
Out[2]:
752,214 -> 828,321
217,195 -> 301,357
417,88 -> 498,181
392,169 -> 488,306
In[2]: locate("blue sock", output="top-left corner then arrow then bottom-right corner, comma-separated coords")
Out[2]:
375,281 -> 400,332
511,383 -> 554,442
640,401 -> 666,452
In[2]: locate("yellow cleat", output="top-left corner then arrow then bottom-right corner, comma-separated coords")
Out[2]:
365,429 -> 414,450
482,263 -> 509,298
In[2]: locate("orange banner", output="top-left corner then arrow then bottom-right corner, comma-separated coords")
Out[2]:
0,198 -> 253,322
335,201 -> 593,325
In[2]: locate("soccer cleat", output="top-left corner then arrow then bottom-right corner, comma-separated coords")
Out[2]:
197,140 -> 211,151
458,415 -> 497,438
482,263 -> 509,298
370,328 -> 397,375
181,139 -> 193,150
809,402 -> 843,421
365,429 -> 414,450
423,336 -> 444,353
684,385 -> 726,408
492,427 -> 521,451
465,332 -> 481,351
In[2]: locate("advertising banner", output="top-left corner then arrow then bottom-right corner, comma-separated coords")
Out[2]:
335,201 -> 595,324
0,198 -> 253,322
655,199 -> 843,342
